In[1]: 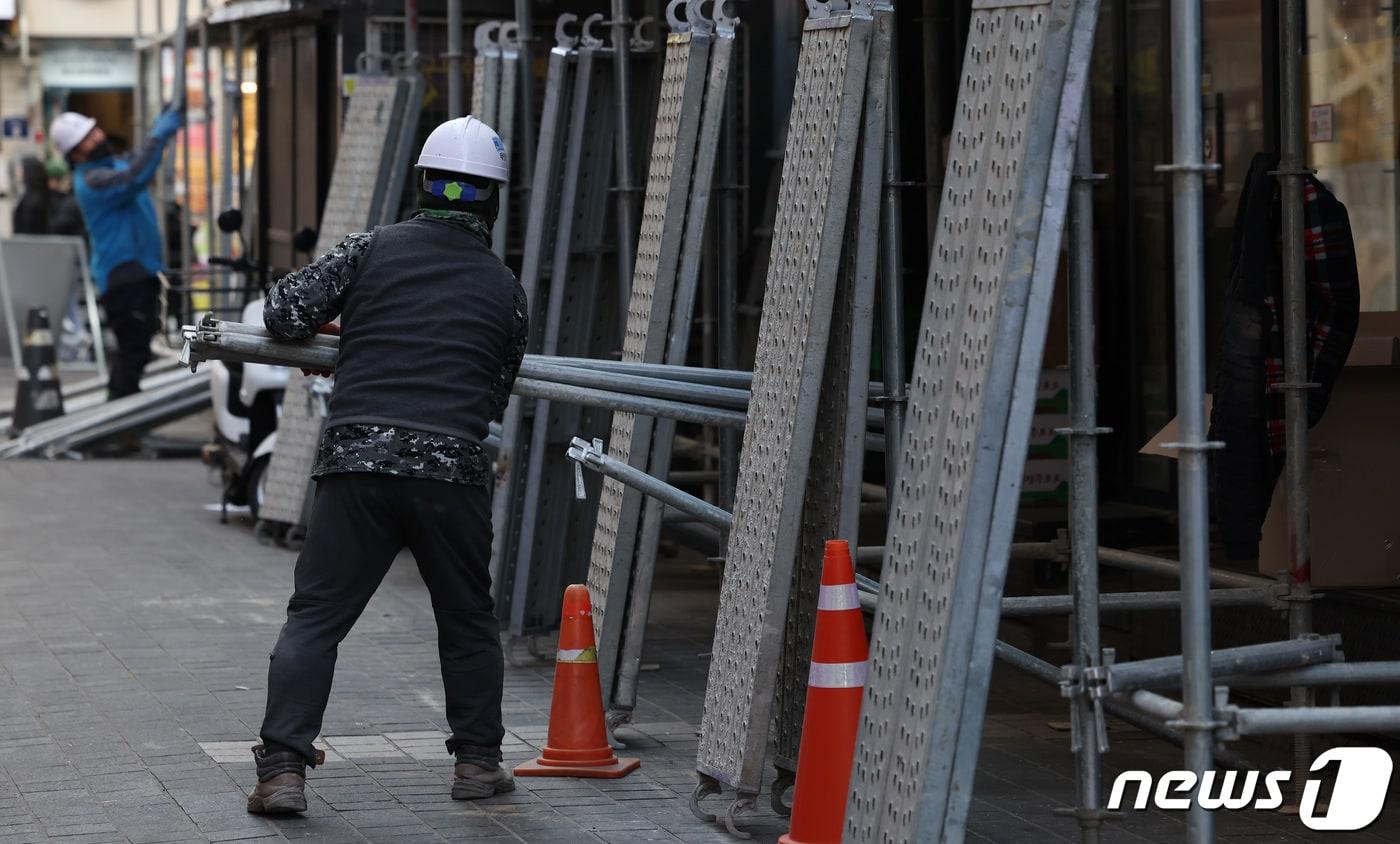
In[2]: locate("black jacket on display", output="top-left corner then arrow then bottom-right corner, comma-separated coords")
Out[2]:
1209,152 -> 1359,561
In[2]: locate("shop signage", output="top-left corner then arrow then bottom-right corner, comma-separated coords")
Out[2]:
39,41 -> 136,90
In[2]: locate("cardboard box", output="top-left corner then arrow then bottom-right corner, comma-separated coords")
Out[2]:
1141,314 -> 1400,588
1257,314 -> 1400,588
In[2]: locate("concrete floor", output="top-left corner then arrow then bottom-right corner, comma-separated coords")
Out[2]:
0,458 -> 1396,842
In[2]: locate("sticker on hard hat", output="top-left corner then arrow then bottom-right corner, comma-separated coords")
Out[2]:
426,179 -> 489,202
492,136 -> 506,160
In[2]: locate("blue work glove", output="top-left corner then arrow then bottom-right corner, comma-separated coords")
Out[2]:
152,106 -> 185,141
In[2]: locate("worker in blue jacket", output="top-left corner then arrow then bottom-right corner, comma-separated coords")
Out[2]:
50,107 -> 184,398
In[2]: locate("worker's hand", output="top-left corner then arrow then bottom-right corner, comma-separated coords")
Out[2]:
301,323 -> 339,377
152,106 -> 185,141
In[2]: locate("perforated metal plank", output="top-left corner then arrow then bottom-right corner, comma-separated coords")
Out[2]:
771,4 -> 892,772
471,22 -> 502,123
608,11 -> 740,716
697,8 -> 873,793
377,75 -> 423,226
586,18 -> 714,693
490,30 -> 579,617
260,75 -> 407,526
940,2 -> 1099,837
772,214 -> 857,773
841,1 -> 1085,840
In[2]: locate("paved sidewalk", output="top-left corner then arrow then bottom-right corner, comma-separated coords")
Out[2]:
0,460 -> 1396,843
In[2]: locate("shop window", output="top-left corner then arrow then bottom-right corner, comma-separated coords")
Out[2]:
1305,0 -> 1398,311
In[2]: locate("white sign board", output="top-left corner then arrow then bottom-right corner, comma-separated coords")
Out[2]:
39,41 -> 136,90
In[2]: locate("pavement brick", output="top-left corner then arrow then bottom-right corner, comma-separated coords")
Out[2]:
3,460 -> 1399,844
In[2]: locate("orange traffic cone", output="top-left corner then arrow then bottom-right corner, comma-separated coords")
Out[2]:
515,585 -> 640,779
780,540 -> 869,844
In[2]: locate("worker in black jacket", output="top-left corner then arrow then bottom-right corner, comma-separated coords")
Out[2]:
247,116 -> 528,814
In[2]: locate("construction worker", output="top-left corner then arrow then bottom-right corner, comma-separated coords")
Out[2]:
247,116 -> 528,815
50,106 -> 184,399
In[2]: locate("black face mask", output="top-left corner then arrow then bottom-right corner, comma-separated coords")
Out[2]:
86,141 -> 115,162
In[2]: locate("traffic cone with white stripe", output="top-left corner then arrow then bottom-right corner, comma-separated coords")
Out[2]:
11,307 -> 64,432
780,539 -> 869,844
514,584 -> 640,778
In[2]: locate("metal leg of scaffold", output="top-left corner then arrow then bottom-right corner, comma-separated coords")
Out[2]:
1162,0 -> 1219,838
1060,95 -> 1113,843
513,0 -> 537,192
1276,0 -> 1318,807
611,0 -> 641,329
495,24 -> 520,257
877,11 -> 907,499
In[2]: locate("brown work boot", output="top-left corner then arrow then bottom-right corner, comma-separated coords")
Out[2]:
451,761 -> 515,800
246,744 -> 309,814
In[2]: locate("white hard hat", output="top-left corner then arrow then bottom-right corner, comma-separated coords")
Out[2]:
49,112 -> 97,156
416,116 -> 508,183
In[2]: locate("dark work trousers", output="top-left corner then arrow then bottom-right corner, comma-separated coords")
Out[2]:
99,278 -> 160,399
259,472 -> 504,768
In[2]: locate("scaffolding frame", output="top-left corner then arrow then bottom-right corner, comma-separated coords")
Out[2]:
151,3 -> 1400,841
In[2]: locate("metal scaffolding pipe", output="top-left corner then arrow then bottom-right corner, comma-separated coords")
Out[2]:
1218,661 -> 1400,689
1277,0 -> 1316,799
175,0 -> 193,302
232,22 -> 244,203
201,6 -> 215,305
219,20 -> 236,263
1166,0 -> 1215,833
1096,546 -> 1272,589
183,317 -> 749,382
566,437 -> 733,530
1228,706 -> 1400,736
610,0 -> 639,328
1092,636 -> 1342,697
513,378 -> 746,429
877,27 -> 908,494
135,0 -> 146,137
184,323 -> 759,414
520,359 -> 750,409
403,0 -> 419,64
1067,92 -> 1105,844
513,0 -> 536,190
446,0 -> 464,118
1122,689 -> 1184,723
1000,588 -> 1275,617
993,642 -> 1257,771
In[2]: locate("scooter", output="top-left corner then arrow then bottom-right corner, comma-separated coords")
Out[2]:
202,209 -> 316,520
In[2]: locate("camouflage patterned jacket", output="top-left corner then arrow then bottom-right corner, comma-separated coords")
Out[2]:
264,209 -> 528,486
